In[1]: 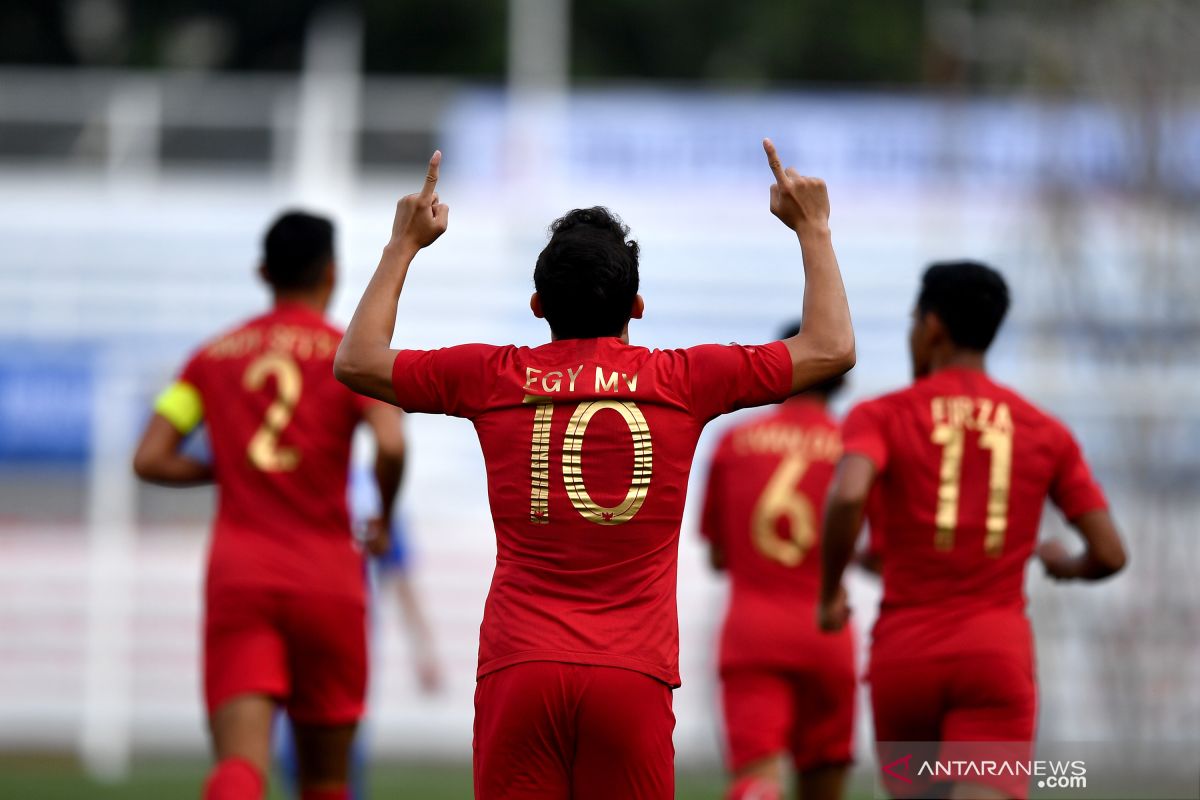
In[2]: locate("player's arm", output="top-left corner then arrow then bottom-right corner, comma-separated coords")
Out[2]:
698,444 -> 728,571
762,139 -> 856,392
854,547 -> 882,576
1037,428 -> 1128,582
361,402 -> 406,556
132,415 -> 212,485
1037,509 -> 1127,581
334,151 -> 449,403
818,453 -> 876,631
132,377 -> 212,485
389,571 -> 442,693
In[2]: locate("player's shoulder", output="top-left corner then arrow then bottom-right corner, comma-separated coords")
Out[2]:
187,313 -> 268,363
981,377 -> 1074,440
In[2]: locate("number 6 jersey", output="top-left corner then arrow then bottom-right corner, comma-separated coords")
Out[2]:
699,397 -> 847,672
390,337 -> 794,687
841,366 -> 1108,662
155,302 -> 371,602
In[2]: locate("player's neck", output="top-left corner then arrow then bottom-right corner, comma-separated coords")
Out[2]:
272,291 -> 328,316
787,392 -> 827,408
546,329 -> 631,345
930,350 -> 987,375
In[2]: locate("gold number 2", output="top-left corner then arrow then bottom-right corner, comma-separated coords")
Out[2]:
750,453 -> 817,566
524,395 -> 654,526
243,352 -> 302,472
931,423 -> 1013,556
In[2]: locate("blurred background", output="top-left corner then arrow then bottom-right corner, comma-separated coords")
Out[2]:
0,1 -> 1197,797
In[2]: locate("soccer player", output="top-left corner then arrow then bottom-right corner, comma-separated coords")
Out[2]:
333,140 -> 855,798
132,211 -> 406,800
699,321 -> 855,800
818,261 -> 1127,800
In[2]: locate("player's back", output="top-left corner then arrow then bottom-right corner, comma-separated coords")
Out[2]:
843,367 -> 1105,657
701,398 -> 843,668
390,336 -> 794,687
179,302 -> 366,598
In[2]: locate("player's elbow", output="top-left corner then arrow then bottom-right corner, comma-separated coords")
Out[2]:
376,429 -> 406,463
132,448 -> 162,482
1094,540 -> 1128,578
827,333 -> 856,375
794,333 -> 856,385
333,343 -> 368,392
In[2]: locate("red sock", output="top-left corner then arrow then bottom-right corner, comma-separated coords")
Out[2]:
301,789 -> 349,800
203,757 -> 264,800
727,775 -> 783,800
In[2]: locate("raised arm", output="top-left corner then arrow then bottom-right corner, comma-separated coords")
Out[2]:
762,139 -> 856,392
818,453 -> 876,631
334,151 -> 449,403
360,402 -> 406,556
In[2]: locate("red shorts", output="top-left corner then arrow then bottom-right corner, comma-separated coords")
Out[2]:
473,662 -> 675,800
719,659 -> 855,773
204,585 -> 367,725
870,650 -> 1037,800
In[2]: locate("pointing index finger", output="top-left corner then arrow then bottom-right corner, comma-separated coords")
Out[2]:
419,150 -> 442,198
763,138 -> 786,183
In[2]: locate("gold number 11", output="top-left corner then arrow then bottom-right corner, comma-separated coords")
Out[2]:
931,424 -> 1013,556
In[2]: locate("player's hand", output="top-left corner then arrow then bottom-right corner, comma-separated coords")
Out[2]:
415,651 -> 443,695
817,585 -> 851,632
390,150 -> 449,251
1037,539 -> 1080,581
364,516 -> 392,558
763,138 -> 830,238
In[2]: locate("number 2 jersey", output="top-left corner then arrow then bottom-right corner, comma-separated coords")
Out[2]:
700,397 -> 847,671
390,337 -> 794,687
155,303 -> 370,602
841,367 -> 1107,662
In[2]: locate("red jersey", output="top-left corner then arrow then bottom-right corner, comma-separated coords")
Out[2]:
390,337 -> 793,687
841,367 -> 1107,660
168,303 -> 368,600
700,398 -> 845,669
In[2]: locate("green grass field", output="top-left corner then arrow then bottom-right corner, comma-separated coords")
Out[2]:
0,758 -> 878,799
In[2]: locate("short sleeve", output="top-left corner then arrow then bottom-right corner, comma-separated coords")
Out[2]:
699,435 -> 733,544
1050,427 -> 1108,521
841,400 -> 890,471
391,344 -> 501,418
154,352 -> 206,435
683,341 -> 793,421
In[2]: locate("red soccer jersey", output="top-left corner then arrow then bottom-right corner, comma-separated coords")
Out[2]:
841,367 -> 1107,660
390,337 -> 793,687
172,303 -> 369,600
700,397 -> 845,669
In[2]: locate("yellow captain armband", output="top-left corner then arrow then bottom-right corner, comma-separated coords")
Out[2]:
154,380 -> 205,435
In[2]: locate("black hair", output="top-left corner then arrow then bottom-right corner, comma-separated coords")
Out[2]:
778,320 -> 845,397
262,211 -> 335,292
533,207 -> 640,339
917,261 -> 1011,351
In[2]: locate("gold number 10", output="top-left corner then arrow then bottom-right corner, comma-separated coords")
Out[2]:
524,395 -> 654,526
931,423 -> 1013,556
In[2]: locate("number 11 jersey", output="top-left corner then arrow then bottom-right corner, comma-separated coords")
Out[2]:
841,366 -> 1108,661
390,337 -> 794,687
